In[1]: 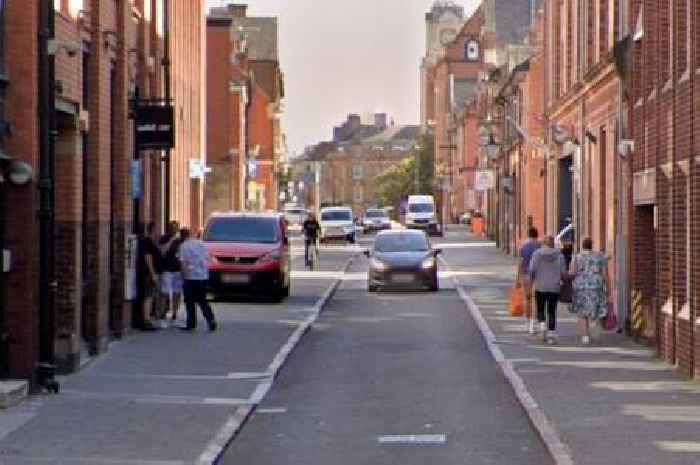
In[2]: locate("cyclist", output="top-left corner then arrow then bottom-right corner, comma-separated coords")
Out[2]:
303,212 -> 320,267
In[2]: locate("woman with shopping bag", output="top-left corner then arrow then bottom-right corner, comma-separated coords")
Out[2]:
569,237 -> 610,344
515,228 -> 541,331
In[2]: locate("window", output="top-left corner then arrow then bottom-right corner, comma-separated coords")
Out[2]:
204,217 -> 280,244
321,210 -> 352,221
352,165 -> 364,180
408,203 -> 434,213
353,185 -> 363,203
374,233 -> 429,253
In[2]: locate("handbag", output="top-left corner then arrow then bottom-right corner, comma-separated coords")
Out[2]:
510,286 -> 525,317
602,302 -> 618,331
559,278 -> 573,303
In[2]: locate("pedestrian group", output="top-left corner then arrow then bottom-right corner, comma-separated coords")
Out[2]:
516,227 -> 610,345
137,221 -> 217,332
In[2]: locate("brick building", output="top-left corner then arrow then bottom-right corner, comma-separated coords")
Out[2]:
629,0 -> 700,377
208,4 -> 285,213
0,0 -> 205,384
320,125 -> 421,215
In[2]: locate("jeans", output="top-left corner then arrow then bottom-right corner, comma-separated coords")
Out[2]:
183,280 -> 216,329
535,291 -> 559,331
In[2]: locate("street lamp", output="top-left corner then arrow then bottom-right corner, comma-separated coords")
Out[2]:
484,134 -> 501,160
0,150 -> 34,186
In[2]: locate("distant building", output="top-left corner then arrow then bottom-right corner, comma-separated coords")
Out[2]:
332,113 -> 388,144
321,125 -> 421,214
207,4 -> 285,212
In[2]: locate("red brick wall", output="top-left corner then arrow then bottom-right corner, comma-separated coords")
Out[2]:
3,0 -> 41,380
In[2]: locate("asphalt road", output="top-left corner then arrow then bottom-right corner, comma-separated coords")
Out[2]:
221,230 -> 552,465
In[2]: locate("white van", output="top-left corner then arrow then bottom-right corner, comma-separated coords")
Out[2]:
405,195 -> 440,235
319,206 -> 356,243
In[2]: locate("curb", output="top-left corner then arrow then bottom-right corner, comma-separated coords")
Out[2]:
441,258 -> 575,465
198,254 -> 356,465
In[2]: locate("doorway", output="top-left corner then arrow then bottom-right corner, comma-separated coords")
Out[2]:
558,155 -> 573,233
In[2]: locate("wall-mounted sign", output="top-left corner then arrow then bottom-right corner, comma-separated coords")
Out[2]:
130,160 -> 142,199
134,103 -> 174,151
474,169 -> 494,191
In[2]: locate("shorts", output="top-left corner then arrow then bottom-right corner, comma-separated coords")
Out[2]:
160,272 -> 184,296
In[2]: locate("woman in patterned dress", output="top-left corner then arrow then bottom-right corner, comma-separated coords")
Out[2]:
569,237 -> 609,345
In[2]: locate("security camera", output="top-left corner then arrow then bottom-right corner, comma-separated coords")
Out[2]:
48,39 -> 81,57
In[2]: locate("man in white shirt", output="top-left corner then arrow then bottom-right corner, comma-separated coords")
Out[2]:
178,228 -> 217,331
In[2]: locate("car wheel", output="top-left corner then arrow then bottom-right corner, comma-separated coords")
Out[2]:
368,283 -> 378,293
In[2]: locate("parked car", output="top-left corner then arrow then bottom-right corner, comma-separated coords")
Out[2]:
362,208 -> 391,233
405,195 -> 440,236
319,206 -> 356,243
364,230 -> 440,292
203,212 -> 290,301
283,205 -> 307,234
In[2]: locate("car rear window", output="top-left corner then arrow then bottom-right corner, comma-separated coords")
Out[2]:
204,217 -> 279,244
374,234 -> 429,253
321,210 -> 352,221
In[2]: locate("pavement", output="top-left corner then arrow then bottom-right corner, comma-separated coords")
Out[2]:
0,240 -> 356,465
441,227 -> 700,465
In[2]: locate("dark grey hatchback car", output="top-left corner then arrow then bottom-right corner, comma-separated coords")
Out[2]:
364,230 -> 441,292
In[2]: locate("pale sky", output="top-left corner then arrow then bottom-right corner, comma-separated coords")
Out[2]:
206,0 -> 480,156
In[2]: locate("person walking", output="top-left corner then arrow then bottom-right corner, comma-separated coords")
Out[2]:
159,221 -> 183,326
529,235 -> 567,344
516,227 -> 541,334
303,212 -> 320,267
569,237 -> 609,345
137,222 -> 161,331
178,228 -> 217,332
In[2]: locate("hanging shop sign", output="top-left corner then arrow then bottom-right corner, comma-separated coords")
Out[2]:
134,102 -> 175,151
474,169 -> 495,191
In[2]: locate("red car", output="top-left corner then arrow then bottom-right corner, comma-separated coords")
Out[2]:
203,212 -> 291,301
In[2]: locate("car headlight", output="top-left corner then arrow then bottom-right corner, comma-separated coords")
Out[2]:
259,250 -> 282,265
370,258 -> 387,272
421,257 -> 436,269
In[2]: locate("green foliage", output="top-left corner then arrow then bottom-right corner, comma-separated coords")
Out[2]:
376,134 -> 435,211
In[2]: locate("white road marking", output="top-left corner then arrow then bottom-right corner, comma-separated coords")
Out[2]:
226,372 -> 272,380
256,407 -> 288,414
197,254 -> 356,465
377,434 -> 447,445
7,458 -> 185,465
60,390 -> 250,406
441,256 -> 575,465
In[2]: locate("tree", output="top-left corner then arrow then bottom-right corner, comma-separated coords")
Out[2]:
376,134 -> 435,212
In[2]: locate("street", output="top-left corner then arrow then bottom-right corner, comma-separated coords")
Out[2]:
222,232 -> 552,465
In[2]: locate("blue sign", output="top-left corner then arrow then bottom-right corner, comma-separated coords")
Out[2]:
131,160 -> 142,199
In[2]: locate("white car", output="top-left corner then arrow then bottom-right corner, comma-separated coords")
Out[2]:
362,208 -> 391,233
319,207 -> 356,244
283,206 -> 307,233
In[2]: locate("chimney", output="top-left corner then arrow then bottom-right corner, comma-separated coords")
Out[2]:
228,4 -> 248,18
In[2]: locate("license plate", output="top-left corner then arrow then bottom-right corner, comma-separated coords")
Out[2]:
392,273 -> 415,283
221,274 -> 250,284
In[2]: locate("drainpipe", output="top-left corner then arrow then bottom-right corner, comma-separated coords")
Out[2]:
37,0 -> 58,392
162,0 -> 171,229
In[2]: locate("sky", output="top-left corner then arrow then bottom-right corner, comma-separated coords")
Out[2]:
206,0 -> 480,156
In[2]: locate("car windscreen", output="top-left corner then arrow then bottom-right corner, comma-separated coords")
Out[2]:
408,203 -> 434,213
321,210 -> 352,221
374,234 -> 429,253
365,211 -> 387,218
285,209 -> 305,216
204,217 -> 279,244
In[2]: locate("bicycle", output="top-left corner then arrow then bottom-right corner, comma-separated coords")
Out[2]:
306,237 -> 320,271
